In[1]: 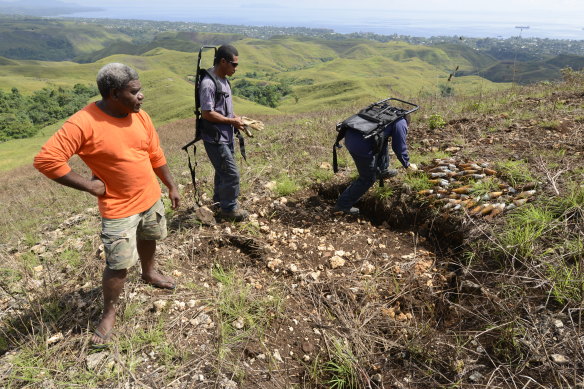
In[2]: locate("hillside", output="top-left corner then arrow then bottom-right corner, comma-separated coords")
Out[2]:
474,54 -> 584,84
0,16 -> 133,61
0,37 -> 507,115
0,69 -> 583,388
2,15 -> 584,86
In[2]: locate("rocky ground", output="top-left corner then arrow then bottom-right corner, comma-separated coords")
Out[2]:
0,86 -> 583,388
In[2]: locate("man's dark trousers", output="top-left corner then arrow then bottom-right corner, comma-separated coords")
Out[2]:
203,141 -> 239,211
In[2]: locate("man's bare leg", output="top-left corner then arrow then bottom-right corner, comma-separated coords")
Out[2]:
91,267 -> 127,343
138,239 -> 175,289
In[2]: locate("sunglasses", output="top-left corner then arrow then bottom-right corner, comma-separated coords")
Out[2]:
229,61 -> 239,68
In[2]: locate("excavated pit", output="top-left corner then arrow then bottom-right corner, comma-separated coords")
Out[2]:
316,181 -> 470,256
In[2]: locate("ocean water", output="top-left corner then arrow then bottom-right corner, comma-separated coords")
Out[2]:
62,6 -> 584,40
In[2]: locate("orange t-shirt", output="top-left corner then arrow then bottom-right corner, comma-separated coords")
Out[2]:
34,103 -> 167,219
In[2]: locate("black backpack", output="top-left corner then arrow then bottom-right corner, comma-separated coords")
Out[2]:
332,97 -> 419,176
182,46 -> 247,203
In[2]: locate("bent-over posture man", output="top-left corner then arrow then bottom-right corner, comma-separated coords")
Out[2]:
200,44 -> 249,221
335,115 -> 417,215
34,63 -> 180,344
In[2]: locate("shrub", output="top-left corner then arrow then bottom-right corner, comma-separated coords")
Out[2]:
428,113 -> 446,130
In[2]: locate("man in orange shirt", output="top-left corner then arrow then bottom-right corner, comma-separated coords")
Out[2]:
34,63 -> 180,345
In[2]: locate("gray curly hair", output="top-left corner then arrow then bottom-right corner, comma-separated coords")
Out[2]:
96,63 -> 139,99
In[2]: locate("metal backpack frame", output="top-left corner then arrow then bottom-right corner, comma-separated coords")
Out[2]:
182,45 -> 217,205
182,45 -> 247,204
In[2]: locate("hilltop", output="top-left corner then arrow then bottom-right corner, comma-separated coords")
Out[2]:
0,67 -> 582,388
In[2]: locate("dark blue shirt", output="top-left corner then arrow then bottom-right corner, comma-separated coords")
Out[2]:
344,117 -> 410,168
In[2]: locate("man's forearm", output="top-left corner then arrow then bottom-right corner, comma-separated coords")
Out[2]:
153,164 -> 180,209
202,110 -> 243,130
54,171 -> 105,196
202,110 -> 235,125
153,164 -> 176,190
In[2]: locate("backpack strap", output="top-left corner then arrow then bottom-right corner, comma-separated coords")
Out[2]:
332,123 -> 346,173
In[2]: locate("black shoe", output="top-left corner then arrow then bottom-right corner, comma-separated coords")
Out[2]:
219,207 -> 249,222
380,169 -> 398,179
334,206 -> 359,215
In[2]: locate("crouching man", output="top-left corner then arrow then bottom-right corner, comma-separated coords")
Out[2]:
335,115 -> 417,215
33,63 -> 180,344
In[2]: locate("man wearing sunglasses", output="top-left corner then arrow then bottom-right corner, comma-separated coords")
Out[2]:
200,44 -> 249,222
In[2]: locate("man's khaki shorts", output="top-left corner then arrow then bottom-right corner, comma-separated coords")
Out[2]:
100,199 -> 168,270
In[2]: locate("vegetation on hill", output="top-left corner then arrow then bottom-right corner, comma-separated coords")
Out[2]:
0,84 -> 97,141
0,37 -> 510,144
0,16 -> 133,61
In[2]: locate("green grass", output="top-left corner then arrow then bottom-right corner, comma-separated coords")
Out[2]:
498,204 -> 555,260
211,264 -> 282,362
495,159 -> 537,187
322,338 -> 360,389
546,255 -> 583,304
409,150 -> 451,167
274,174 -> 300,197
471,177 -> 500,196
402,171 -> 433,192
374,185 -> 395,200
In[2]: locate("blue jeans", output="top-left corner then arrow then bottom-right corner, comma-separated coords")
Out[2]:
203,141 -> 240,211
335,146 -> 389,210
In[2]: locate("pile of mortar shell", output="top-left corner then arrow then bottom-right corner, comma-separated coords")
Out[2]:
416,158 -> 537,220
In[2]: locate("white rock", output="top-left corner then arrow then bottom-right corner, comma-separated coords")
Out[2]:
173,301 -> 186,310
153,300 -> 167,311
46,332 -> 64,345
220,378 -> 238,389
30,244 -> 46,255
360,261 -> 375,275
551,354 -> 569,364
233,317 -> 245,329
553,319 -> 564,328
469,372 -> 484,382
329,255 -> 346,269
267,258 -> 282,271
273,349 -> 284,362
86,351 -> 108,370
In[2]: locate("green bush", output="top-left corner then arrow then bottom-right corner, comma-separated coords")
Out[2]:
0,84 -> 98,142
428,113 -> 446,130
234,79 -> 292,108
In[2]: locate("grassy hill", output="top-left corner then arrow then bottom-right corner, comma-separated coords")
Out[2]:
0,35 -> 511,170
0,17 -> 133,60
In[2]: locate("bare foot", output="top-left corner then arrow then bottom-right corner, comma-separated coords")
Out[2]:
91,311 -> 116,345
142,271 -> 175,289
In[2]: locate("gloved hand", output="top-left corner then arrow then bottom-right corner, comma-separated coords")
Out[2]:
407,163 -> 418,171
241,116 -> 264,137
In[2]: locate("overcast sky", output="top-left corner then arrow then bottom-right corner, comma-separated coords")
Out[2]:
54,0 -> 584,38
